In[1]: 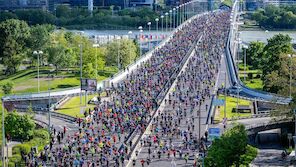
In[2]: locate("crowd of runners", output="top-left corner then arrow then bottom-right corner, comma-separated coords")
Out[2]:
133,10 -> 230,167
22,9 -> 230,167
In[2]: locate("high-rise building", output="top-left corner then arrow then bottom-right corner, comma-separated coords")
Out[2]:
88,0 -> 93,12
48,0 -> 55,11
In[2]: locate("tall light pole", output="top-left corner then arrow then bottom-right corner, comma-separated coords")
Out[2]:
185,2 -> 187,21
48,67 -> 51,135
183,3 -> 186,22
160,15 -> 164,33
165,12 -> 168,32
138,26 -> 143,57
180,4 -> 183,24
33,50 -> 43,93
236,86 -> 240,117
93,44 -> 100,79
288,54 -> 296,99
242,44 -> 248,82
2,98 -> 5,167
176,6 -> 179,27
147,22 -> 151,50
117,36 -> 121,70
155,18 -> 159,44
173,8 -> 176,29
79,44 -> 82,105
169,10 -> 172,31
128,31 -> 133,64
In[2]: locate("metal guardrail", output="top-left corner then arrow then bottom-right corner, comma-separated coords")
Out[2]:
245,119 -> 292,131
33,118 -> 48,128
35,110 -> 76,122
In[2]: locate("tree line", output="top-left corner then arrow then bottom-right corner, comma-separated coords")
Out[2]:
246,34 -> 296,97
252,5 -> 296,29
0,6 -> 160,30
0,19 -> 139,78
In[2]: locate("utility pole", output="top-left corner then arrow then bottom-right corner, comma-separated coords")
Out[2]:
80,44 -> 82,105
2,98 -> 5,167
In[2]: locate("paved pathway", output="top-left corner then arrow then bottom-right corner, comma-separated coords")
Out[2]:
251,144 -> 291,167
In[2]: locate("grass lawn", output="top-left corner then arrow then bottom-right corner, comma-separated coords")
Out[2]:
215,95 -> 252,121
0,67 -> 114,94
238,64 -> 264,90
242,78 -> 264,90
56,94 -> 97,117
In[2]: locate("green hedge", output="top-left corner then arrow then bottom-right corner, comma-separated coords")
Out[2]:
10,129 -> 49,165
33,129 -> 49,141
239,145 -> 258,165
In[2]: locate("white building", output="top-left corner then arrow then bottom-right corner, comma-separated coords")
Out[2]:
263,0 -> 296,6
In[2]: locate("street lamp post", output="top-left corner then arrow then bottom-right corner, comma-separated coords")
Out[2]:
288,54 -> 296,99
236,86 -> 240,117
155,18 -> 159,44
117,36 -> 120,70
2,98 -> 5,167
128,31 -> 133,64
161,15 -> 164,33
169,10 -> 172,31
242,44 -> 248,81
93,44 -> 100,79
181,4 -> 184,24
173,8 -> 176,29
138,26 -> 143,57
165,12 -> 169,32
147,22 -> 151,50
33,50 -> 43,93
176,6 -> 179,27
185,3 -> 187,21
79,44 -> 82,105
48,69 -> 51,135
222,71 -> 227,121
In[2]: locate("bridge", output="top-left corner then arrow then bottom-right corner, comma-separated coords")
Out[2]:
1,1 -> 294,167
224,0 -> 291,105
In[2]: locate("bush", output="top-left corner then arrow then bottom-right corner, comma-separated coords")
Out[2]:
248,73 -> 253,79
9,154 -> 22,165
17,144 -> 31,154
239,145 -> 258,165
33,129 -> 49,140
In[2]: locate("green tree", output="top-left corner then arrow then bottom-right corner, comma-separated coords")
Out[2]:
1,81 -> 14,95
56,5 -> 71,18
205,124 -> 248,167
5,111 -> 36,140
0,11 -> 18,22
83,63 -> 96,79
246,41 -> 265,69
105,39 -> 138,69
27,24 -> 53,65
47,45 -> 75,75
262,34 -> 293,77
264,54 -> 296,94
14,9 -> 55,25
0,19 -> 30,74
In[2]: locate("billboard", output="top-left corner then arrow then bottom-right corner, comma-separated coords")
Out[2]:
81,79 -> 97,91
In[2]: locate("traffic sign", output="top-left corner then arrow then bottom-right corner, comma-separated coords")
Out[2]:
208,128 -> 221,141
213,99 -> 225,106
